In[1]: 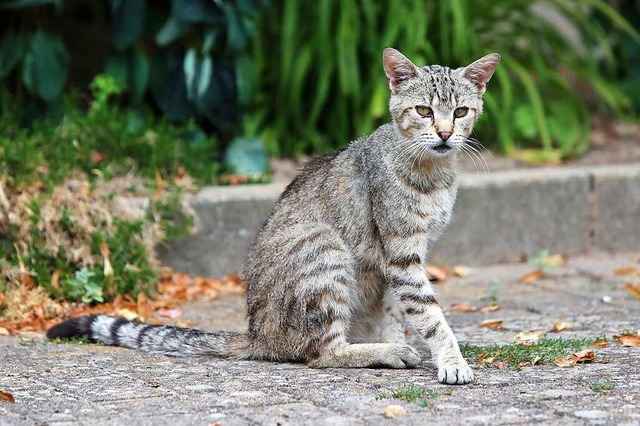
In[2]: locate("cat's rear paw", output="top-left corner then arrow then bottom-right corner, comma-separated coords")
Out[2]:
438,361 -> 474,385
375,344 -> 421,369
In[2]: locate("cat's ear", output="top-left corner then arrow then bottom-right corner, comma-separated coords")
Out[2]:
383,48 -> 420,93
462,53 -> 500,94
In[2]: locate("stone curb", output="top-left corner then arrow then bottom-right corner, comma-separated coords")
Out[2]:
158,164 -> 640,277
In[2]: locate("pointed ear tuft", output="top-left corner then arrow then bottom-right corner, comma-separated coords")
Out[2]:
383,48 -> 419,93
463,53 -> 500,94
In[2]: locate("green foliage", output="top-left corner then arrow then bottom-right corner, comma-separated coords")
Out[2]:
378,383 -> 452,407
0,0 -> 268,153
62,269 -> 104,304
252,0 -> 638,160
590,379 -> 615,394
0,75 -> 221,188
460,337 -> 607,368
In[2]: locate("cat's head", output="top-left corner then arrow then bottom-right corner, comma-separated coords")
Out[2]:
383,48 -> 499,159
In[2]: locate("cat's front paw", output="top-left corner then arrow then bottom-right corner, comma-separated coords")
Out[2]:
438,360 -> 474,385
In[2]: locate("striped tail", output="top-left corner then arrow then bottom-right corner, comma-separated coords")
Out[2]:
46,314 -> 249,358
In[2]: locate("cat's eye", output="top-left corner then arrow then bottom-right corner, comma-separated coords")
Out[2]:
416,105 -> 433,117
453,107 -> 469,118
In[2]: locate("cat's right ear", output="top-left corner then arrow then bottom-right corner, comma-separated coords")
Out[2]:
383,48 -> 419,93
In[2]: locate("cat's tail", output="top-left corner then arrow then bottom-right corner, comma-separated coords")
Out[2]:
46,314 -> 250,358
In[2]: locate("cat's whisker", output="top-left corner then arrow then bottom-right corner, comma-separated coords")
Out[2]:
462,144 -> 490,175
460,145 -> 481,173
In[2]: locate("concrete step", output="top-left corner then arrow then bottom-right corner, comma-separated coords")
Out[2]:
158,164 -> 640,277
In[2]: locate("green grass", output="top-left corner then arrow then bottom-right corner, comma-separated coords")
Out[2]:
460,337 -> 607,368
48,336 -> 100,345
378,383 -> 453,407
590,379 -> 615,394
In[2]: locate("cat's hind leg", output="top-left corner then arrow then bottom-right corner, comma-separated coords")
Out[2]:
281,224 -> 420,369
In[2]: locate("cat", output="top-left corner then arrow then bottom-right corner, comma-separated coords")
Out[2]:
47,48 -> 499,385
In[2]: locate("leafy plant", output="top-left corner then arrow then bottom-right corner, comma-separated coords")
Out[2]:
252,0 -> 638,161
62,268 -> 104,304
0,0 -> 268,164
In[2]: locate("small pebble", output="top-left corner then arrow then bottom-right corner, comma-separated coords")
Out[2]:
602,295 -> 612,304
384,405 -> 406,418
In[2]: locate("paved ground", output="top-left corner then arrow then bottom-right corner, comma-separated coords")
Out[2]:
1,252 -> 639,425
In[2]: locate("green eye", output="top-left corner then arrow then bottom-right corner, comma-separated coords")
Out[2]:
416,105 -> 433,117
454,107 -> 469,118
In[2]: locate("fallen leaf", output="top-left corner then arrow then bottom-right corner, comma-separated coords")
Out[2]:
495,361 -> 505,369
569,350 -> 595,363
591,340 -> 609,348
384,405 -> 406,418
514,330 -> 545,342
137,292 -> 151,320
614,266 -> 640,277
157,308 -> 183,319
517,361 -> 531,369
50,269 -> 61,291
550,321 -> 570,332
479,304 -> 501,313
616,333 -> 640,347
0,327 -> 9,336
625,283 -> 640,299
452,265 -> 470,278
479,319 -> 503,330
519,269 -> 543,284
543,254 -> 567,267
115,309 -> 139,321
448,303 -> 478,312
531,356 -> 542,365
0,390 -> 15,403
426,265 -> 450,283
554,357 -> 577,368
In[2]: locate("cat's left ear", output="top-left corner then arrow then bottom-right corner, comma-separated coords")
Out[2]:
462,53 -> 500,94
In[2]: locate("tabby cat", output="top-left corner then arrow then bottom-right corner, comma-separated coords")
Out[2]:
48,48 -> 500,385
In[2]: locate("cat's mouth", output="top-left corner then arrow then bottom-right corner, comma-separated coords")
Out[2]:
432,142 -> 452,154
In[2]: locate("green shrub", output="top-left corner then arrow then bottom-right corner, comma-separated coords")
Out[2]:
252,0 -> 638,161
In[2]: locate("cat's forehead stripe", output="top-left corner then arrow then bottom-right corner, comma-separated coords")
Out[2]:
422,65 -> 455,106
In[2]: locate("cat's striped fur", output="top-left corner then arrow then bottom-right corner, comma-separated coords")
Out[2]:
48,48 -> 500,384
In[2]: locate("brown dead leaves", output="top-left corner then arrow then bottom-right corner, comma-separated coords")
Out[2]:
519,269 -> 543,284
0,271 -> 246,335
614,266 -> 640,278
426,264 -> 471,283
448,303 -> 500,313
0,390 -> 15,403
479,319 -> 503,330
616,333 -> 640,347
624,283 -> 640,299
554,350 -> 595,368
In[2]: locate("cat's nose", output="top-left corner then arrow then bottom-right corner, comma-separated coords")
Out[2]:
437,131 -> 452,141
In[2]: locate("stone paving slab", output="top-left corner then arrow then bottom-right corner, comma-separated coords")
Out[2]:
1,252 -> 639,425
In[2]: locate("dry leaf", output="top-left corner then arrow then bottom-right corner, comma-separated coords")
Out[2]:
514,330 -> 545,342
50,269 -> 61,291
616,333 -> 640,347
479,304 -> 501,313
591,340 -> 609,348
0,390 -> 15,403
550,321 -> 570,332
569,350 -> 595,363
384,405 -> 406,418
554,358 -> 576,368
115,309 -> 139,321
479,319 -> 503,330
531,356 -> 542,365
137,292 -> 151,321
519,269 -> 543,284
614,266 -> 640,277
426,265 -> 450,283
625,283 -> 640,299
543,254 -> 567,266
452,265 -> 470,278
495,361 -> 505,369
448,303 -> 478,312
0,327 -> 10,336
